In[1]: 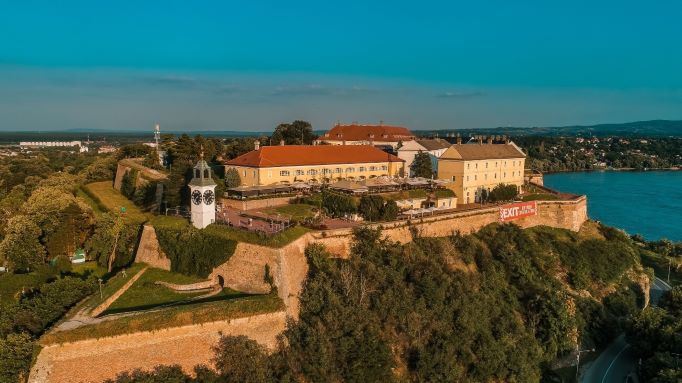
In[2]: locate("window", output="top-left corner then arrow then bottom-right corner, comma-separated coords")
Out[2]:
359,166 -> 366,172
485,174 -> 487,180
195,169 -> 200,178
495,162 -> 498,167
295,170 -> 304,176
345,167 -> 354,173
243,170 -> 246,177
335,168 -> 343,173
467,163 -> 470,169
475,163 -> 478,169
504,172 -> 506,178
204,169 -> 209,178
474,175 -> 477,180
369,166 -> 377,171
280,170 -> 290,176
307,169 -> 317,175
381,165 -> 388,170
494,174 -> 497,179
486,162 -> 488,168
322,168 -> 331,175
451,176 -> 456,181
268,170 -> 272,177
253,170 -> 256,178
466,176 -> 469,181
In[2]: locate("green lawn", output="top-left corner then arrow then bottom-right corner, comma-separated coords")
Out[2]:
0,273 -> 50,305
82,181 -> 150,223
80,263 -> 147,311
70,261 -> 108,279
42,293 -> 285,344
152,215 -> 311,247
103,268 -> 208,314
263,204 -> 317,221
77,187 -> 106,217
382,189 -> 429,201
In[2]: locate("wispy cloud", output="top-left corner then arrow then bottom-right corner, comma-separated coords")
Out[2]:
437,91 -> 485,99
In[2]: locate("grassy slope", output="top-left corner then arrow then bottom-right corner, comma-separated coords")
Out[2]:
82,181 -> 150,223
41,293 -> 284,345
0,273 -> 50,306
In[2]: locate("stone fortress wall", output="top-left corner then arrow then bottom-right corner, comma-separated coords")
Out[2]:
32,196 -> 587,383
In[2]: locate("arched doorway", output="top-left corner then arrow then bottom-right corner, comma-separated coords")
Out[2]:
217,275 -> 225,288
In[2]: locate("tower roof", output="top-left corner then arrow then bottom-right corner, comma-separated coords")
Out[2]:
189,151 -> 217,187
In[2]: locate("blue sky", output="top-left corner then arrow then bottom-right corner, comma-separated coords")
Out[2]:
1,0 -> 681,131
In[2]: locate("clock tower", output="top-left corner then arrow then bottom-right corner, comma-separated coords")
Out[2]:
188,149 -> 217,229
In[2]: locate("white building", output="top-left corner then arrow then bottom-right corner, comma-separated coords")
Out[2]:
397,139 -> 451,177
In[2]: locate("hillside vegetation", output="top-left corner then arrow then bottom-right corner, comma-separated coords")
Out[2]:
109,222 -> 647,383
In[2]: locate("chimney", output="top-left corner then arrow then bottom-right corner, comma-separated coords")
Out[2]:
478,136 -> 483,145
487,136 -> 493,144
280,139 -> 285,146
456,136 -> 462,145
254,140 -> 260,151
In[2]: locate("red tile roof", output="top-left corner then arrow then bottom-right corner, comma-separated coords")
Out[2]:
321,123 -> 415,142
224,145 -> 405,168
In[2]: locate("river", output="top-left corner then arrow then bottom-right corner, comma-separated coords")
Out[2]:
543,170 -> 682,241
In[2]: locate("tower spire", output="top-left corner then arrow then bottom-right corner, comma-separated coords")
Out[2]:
199,144 -> 204,161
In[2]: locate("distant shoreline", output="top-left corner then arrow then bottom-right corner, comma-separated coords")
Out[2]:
542,167 -> 681,175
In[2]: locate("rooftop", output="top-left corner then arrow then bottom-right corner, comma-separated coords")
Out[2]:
415,138 -> 451,151
224,145 -> 404,168
321,123 -> 415,142
440,142 -> 526,161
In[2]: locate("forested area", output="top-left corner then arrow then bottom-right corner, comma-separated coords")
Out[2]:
108,223 -> 649,383
514,136 -> 681,172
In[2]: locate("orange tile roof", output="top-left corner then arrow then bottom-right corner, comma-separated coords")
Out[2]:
321,123 -> 415,142
224,145 -> 405,168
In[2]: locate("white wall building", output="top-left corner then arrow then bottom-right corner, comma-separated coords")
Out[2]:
397,139 -> 451,177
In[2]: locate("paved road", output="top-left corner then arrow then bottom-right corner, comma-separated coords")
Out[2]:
581,277 -> 672,383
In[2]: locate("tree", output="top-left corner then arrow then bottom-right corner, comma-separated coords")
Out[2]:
358,195 -> 385,221
322,191 -> 357,217
212,336 -> 271,383
0,332 -> 36,383
380,199 -> 399,221
271,120 -> 316,145
0,215 -> 45,271
225,168 -> 242,188
487,183 -> 519,202
411,151 -> 433,178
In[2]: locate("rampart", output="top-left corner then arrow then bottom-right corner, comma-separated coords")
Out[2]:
219,195 -> 295,211
30,311 -> 286,383
31,197 -> 587,382
113,158 -> 167,191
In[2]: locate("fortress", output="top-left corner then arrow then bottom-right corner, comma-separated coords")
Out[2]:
32,194 -> 587,383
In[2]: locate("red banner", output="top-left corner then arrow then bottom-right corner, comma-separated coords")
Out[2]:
499,201 -> 538,222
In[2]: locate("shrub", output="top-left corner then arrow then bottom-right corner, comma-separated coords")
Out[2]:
321,191 -> 356,217
153,218 -> 237,277
487,183 -> 519,202
358,195 -> 385,221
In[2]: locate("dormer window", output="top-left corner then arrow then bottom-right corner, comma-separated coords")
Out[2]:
382,134 -> 388,138
369,134 -> 375,138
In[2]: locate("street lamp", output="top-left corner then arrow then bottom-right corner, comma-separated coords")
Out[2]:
576,347 -> 595,382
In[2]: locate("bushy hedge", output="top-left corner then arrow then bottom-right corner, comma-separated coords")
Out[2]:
321,191 -> 356,217
358,195 -> 399,221
152,217 -> 237,278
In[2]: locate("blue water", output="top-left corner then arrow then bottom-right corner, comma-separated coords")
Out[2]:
544,171 -> 682,241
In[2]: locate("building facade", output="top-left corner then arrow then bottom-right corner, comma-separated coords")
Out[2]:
315,123 -> 415,149
437,141 -> 526,204
397,138 -> 451,177
224,144 -> 405,187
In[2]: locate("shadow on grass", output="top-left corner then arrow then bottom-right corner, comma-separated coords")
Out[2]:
100,290 -> 254,316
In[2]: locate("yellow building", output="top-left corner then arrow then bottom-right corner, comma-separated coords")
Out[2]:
224,143 -> 405,186
437,140 -> 526,204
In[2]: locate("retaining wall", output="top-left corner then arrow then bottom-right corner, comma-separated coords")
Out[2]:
219,196 -> 295,211
30,311 -> 287,383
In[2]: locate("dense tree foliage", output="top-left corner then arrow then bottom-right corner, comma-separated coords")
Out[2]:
627,286 -> 682,382
270,120 -> 316,145
114,223 -> 645,383
487,183 -> 519,202
321,191 -> 356,217
410,151 -> 433,178
224,168 -> 242,188
357,195 -> 398,221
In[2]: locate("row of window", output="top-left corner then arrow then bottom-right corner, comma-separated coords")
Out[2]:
466,160 -> 522,170
279,165 -> 388,177
452,170 -> 521,182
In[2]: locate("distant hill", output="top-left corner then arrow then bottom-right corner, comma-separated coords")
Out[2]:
420,120 -> 682,137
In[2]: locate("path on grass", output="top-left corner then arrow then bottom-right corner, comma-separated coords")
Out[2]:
54,266 -> 149,332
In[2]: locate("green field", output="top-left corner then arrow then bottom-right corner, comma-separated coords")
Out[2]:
262,204 -> 317,221
103,268 -> 209,314
42,293 -> 285,344
79,263 -> 147,311
82,181 -> 150,223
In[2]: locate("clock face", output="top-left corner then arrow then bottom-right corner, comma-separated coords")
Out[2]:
203,190 -> 215,205
191,190 -> 203,205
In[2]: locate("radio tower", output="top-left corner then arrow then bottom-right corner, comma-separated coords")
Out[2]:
154,123 -> 161,147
